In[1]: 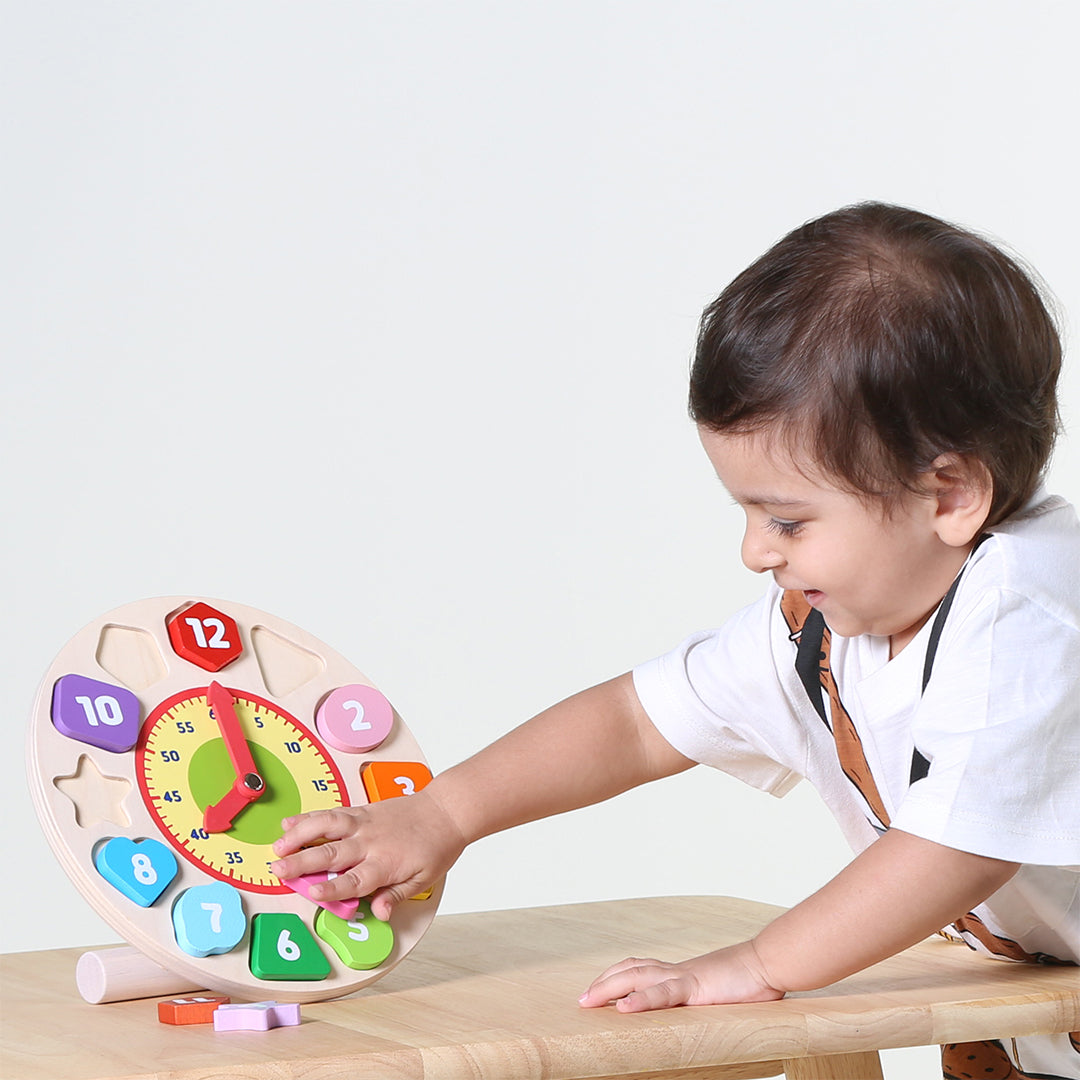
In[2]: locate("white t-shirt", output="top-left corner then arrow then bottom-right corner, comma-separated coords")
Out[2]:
632,491 -> 1080,966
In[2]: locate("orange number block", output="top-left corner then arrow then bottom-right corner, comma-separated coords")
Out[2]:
361,761 -> 432,803
361,761 -> 435,900
158,995 -> 231,1025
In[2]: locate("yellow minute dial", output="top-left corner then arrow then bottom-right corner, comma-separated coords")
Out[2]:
136,687 -> 348,893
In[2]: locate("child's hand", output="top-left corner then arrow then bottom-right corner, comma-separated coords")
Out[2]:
268,789 -> 466,921
577,941 -> 785,1013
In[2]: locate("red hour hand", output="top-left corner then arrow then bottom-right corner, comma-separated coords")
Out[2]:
203,681 -> 265,833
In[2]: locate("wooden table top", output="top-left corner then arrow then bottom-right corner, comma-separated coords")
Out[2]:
3,896 -> 1078,1080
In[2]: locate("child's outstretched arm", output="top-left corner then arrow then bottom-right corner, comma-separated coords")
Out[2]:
268,673 -> 694,920
578,828 -> 1019,1012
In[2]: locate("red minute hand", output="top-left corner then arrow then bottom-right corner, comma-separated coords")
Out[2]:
203,681 -> 265,833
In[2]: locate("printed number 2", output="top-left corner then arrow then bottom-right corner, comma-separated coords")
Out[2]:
185,617 -> 231,650
343,699 -> 371,731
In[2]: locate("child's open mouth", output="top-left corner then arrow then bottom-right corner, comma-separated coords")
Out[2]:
804,589 -> 825,606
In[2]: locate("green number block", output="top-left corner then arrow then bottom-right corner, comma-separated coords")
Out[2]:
249,912 -> 330,981
315,900 -> 395,970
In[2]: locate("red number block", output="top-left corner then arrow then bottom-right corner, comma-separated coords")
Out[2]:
166,602 -> 243,672
158,995 -> 231,1025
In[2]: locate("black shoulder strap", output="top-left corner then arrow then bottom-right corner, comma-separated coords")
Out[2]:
910,533 -> 991,782
794,606 -> 828,726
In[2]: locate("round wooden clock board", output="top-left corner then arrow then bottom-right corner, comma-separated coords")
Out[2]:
27,596 -> 443,1003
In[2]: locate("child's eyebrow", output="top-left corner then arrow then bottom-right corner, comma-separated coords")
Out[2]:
728,491 -> 813,510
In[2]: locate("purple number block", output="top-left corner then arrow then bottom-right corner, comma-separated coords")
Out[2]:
213,1002 -> 301,1031
52,674 -> 142,753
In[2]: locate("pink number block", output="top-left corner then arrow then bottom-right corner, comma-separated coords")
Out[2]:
315,684 -> 394,753
213,1001 -> 301,1031
280,871 -> 360,920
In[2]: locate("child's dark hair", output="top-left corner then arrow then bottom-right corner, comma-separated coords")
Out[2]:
690,202 -> 1062,525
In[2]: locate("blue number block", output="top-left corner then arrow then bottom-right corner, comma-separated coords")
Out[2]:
172,883 -> 246,957
94,837 -> 177,906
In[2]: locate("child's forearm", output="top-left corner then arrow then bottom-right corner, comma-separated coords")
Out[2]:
426,673 -> 694,846
751,828 -> 1020,992
580,828 -> 1019,1012
270,673 -> 693,914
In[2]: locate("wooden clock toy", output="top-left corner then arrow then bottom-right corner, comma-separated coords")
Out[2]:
27,596 -> 442,1004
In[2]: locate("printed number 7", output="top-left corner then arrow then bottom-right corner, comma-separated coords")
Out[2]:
201,902 -> 223,934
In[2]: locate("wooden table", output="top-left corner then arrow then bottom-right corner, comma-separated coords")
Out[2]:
3,896 -> 1078,1080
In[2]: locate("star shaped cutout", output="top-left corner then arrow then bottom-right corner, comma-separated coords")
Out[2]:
54,755 -> 133,829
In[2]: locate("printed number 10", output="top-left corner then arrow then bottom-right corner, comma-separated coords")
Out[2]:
75,694 -> 124,727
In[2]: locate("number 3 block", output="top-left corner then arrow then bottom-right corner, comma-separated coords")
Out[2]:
361,761 -> 432,803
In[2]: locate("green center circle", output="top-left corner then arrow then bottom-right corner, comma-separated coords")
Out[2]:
188,740 -> 302,846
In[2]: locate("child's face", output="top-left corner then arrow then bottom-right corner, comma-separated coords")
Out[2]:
699,427 -> 971,655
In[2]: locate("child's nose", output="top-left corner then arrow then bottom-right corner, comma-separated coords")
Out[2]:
741,531 -> 786,574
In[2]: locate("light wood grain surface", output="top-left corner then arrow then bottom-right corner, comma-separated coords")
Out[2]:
3,896 -> 1078,1080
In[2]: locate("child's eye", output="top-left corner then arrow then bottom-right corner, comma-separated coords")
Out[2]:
765,518 -> 804,538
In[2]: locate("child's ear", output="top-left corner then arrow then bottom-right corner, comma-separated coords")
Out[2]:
925,454 -> 994,547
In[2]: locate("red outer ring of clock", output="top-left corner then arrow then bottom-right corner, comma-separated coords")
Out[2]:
135,686 -> 351,894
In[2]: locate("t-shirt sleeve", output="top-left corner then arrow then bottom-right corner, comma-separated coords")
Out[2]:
632,586 -> 807,798
893,585 -> 1080,866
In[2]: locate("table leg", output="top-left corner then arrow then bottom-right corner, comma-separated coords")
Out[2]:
782,1051 -> 884,1079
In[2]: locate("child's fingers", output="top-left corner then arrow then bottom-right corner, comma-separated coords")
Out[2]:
274,808 -> 359,855
578,957 -> 685,1010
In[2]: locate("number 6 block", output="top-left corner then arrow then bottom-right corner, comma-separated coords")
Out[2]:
249,913 -> 331,981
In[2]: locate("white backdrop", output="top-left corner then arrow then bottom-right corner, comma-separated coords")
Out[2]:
3,5 -> 1077,1076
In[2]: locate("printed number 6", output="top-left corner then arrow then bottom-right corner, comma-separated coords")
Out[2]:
277,929 -> 301,962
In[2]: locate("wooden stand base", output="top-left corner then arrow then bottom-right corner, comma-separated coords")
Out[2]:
76,946 -> 205,1004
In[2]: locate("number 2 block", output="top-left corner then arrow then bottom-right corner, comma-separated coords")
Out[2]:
249,913 -> 330,981
172,883 -> 246,957
315,684 -> 394,753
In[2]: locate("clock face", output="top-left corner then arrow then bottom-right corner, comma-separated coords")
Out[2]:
27,597 -> 442,1004
137,687 -> 349,892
